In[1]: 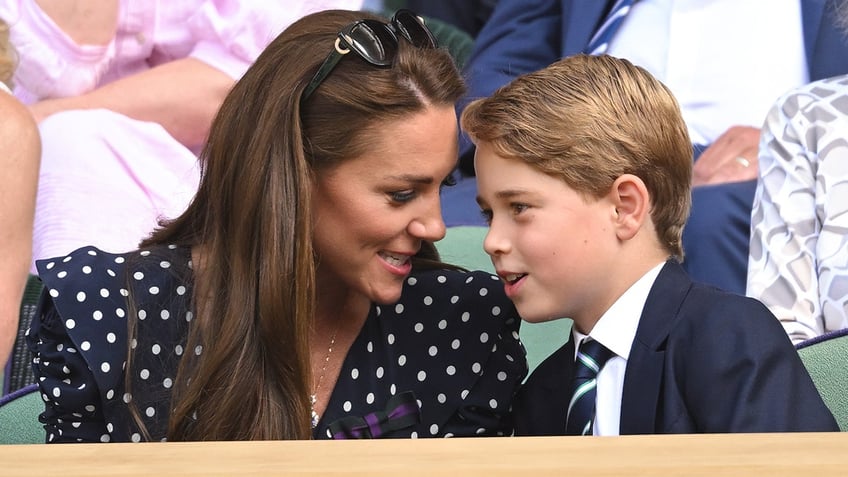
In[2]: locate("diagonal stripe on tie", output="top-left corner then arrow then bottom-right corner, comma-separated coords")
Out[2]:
565,338 -> 615,435
585,0 -> 638,56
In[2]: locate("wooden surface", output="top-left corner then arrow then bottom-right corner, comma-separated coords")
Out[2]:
1,433 -> 846,476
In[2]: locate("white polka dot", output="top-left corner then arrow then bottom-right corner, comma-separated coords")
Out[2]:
390,384 -> 396,395
195,345 -> 203,355
85,405 -> 96,412
366,341 -> 373,352
437,393 -> 447,404
52,387 -> 61,398
472,362 -> 482,374
107,269 -> 117,277
100,434 -> 110,443
394,304 -> 404,314
149,286 -> 160,295
100,288 -> 109,298
57,271 -> 68,279
423,296 -> 433,305
461,390 -> 469,399
56,343 -> 63,352
138,310 -> 147,320
398,355 -> 407,366
140,251 -> 151,257
145,407 -> 155,417
461,312 -> 470,322
351,368 -> 359,379
366,393 -> 375,404
122,393 -> 132,403
140,369 -> 150,380
489,399 -> 498,409
437,275 -> 447,283
175,345 -> 184,356
65,319 -> 76,329
92,310 -> 103,320
411,432 -> 418,438
176,286 -> 186,295
446,365 -> 456,375
480,332 -> 489,343
131,339 -> 138,349
438,319 -> 447,330
133,271 -> 144,280
414,323 -> 424,333
185,311 -> 193,322
476,428 -> 487,435
465,276 -> 474,283
450,295 -> 459,304
497,371 -> 508,382
49,289 -> 59,298
451,339 -> 461,350
428,346 -> 438,356
343,401 -> 352,412
78,341 -> 90,352
114,257 -> 125,264
132,433 -> 141,443
430,424 -> 439,435
82,266 -> 92,274
62,366 -> 70,374
161,310 -> 170,320
417,371 -> 427,382
407,277 -> 418,286
160,261 -> 171,269
116,308 -> 125,318
152,344 -> 161,355
168,244 -> 177,249
387,334 -> 395,345
479,288 -> 488,297
163,378 -> 173,388
62,256 -> 73,263
376,367 -> 384,379
106,332 -> 116,343
106,389 -> 115,400
119,288 -> 128,296
46,261 -> 55,270
101,362 -> 110,373
76,292 -> 86,302
492,306 -> 501,316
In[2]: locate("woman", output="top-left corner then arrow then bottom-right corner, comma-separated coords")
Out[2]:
27,9 -> 526,442
0,17 -> 39,370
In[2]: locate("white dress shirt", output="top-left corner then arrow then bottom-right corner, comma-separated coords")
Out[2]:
571,261 -> 665,436
608,0 -> 808,145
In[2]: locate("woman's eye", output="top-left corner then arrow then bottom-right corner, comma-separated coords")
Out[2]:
390,190 -> 416,203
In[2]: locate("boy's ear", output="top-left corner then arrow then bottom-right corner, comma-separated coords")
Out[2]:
610,174 -> 650,241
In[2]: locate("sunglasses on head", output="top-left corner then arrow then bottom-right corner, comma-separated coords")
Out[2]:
300,9 -> 438,104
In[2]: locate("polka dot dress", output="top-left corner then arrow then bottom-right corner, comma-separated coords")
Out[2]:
28,246 -> 527,442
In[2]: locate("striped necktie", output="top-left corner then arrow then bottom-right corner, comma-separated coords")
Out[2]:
585,0 -> 638,55
565,338 -> 615,435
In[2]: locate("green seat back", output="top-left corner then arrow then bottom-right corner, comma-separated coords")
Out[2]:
797,330 -> 848,431
0,384 -> 43,444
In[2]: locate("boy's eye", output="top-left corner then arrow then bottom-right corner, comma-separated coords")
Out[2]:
511,203 -> 529,215
440,174 -> 457,189
479,208 -> 493,225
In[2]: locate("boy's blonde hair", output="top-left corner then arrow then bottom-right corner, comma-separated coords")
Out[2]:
462,54 -> 692,259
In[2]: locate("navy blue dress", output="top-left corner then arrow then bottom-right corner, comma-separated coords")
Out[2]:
27,245 -> 527,442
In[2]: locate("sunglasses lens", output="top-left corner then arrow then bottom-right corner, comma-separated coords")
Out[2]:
392,10 -> 438,49
345,20 -> 397,66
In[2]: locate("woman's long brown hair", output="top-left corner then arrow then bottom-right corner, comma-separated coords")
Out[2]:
129,10 -> 465,440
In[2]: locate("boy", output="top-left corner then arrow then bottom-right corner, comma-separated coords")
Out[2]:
461,54 -> 838,435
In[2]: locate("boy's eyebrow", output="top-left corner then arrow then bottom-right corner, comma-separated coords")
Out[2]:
476,189 -> 530,206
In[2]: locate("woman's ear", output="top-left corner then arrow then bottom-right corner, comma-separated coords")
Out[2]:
610,174 -> 650,241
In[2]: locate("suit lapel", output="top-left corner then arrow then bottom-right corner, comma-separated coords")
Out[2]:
535,338 -> 576,432
561,0 -> 615,56
620,261 -> 692,434
801,0 -> 825,67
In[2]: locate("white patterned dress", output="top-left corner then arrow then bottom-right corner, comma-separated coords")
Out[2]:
747,75 -> 848,343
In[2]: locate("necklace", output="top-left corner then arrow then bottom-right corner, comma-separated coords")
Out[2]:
310,328 -> 338,428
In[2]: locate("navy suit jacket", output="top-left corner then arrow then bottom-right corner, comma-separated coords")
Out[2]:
513,261 -> 838,435
459,0 -> 848,174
